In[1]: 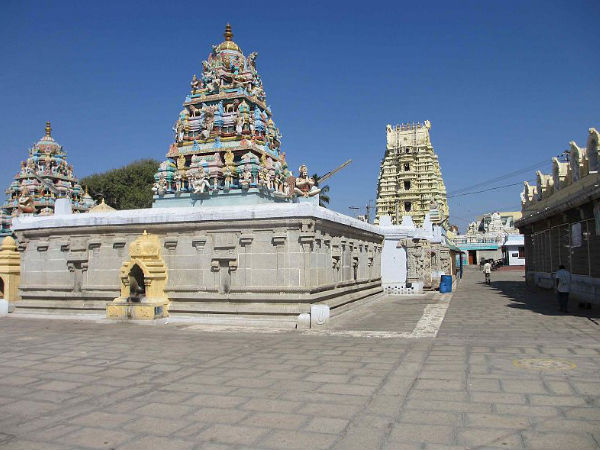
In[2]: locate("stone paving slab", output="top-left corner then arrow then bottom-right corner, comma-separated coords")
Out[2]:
0,270 -> 598,449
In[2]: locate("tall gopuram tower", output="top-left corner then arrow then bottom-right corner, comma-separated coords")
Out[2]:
153,24 -> 313,207
1,122 -> 95,227
375,121 -> 449,226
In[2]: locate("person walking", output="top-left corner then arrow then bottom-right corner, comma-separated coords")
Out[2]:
555,265 -> 571,313
482,260 -> 492,285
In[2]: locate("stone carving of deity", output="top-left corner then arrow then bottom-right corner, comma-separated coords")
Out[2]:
190,74 -> 201,93
152,176 -> 168,196
200,105 -> 216,140
191,166 -> 211,194
17,187 -> 35,214
239,165 -> 252,190
223,149 -> 236,190
235,114 -> 243,136
293,165 -> 321,197
174,171 -> 185,192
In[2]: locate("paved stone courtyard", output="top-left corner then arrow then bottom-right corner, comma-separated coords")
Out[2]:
0,269 -> 599,450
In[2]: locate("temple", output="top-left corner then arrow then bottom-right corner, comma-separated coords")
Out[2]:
153,24 -> 313,207
10,26 -> 382,325
375,121 -> 449,227
0,122 -> 95,235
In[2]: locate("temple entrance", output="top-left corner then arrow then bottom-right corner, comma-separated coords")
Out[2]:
128,264 -> 145,302
468,250 -> 476,265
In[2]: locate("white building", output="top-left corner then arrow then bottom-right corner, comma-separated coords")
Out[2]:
503,234 -> 525,266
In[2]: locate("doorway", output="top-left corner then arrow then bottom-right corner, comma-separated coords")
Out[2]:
128,264 -> 145,302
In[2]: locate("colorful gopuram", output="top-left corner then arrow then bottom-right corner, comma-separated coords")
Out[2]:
1,122 -> 95,230
153,24 -> 317,207
375,121 -> 449,227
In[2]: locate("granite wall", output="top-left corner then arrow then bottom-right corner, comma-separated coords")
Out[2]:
12,204 -> 383,321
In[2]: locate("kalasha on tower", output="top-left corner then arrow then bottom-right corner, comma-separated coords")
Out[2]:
153,24 -> 319,207
1,122 -> 95,231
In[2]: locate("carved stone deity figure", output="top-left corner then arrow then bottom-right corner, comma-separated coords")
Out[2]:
239,165 -> 252,189
222,149 -> 236,189
17,186 -> 35,214
235,114 -> 244,136
238,100 -> 250,130
191,166 -> 211,194
174,171 -> 186,192
293,165 -> 321,197
152,176 -> 168,196
190,74 -> 201,93
174,118 -> 185,143
247,51 -> 258,71
200,105 -> 216,139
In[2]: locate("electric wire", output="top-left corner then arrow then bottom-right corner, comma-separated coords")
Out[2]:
447,159 -> 553,195
448,182 -> 524,198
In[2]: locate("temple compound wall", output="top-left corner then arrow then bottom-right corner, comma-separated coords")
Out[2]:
12,203 -> 382,326
517,127 -> 600,304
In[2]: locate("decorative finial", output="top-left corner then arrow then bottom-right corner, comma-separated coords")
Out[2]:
45,121 -> 52,137
224,23 -> 233,41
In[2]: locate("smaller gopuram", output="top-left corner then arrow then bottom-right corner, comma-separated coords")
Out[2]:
152,24 -> 304,207
1,122 -> 95,230
375,121 -> 449,227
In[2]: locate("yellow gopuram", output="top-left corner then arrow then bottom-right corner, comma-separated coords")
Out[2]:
107,230 -> 169,320
375,121 -> 449,226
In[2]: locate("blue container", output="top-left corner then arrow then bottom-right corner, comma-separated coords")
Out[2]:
439,275 -> 453,293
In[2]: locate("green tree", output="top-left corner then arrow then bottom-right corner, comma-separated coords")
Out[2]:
312,173 -> 330,208
81,159 -> 159,210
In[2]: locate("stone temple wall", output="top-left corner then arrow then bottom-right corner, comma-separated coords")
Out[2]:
12,204 -> 382,323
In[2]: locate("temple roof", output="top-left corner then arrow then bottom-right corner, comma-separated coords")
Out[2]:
215,23 -> 241,53
33,121 -> 62,155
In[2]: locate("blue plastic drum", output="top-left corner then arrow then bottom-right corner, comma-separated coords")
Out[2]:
439,275 -> 453,293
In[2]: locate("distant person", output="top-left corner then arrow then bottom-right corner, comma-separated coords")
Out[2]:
482,260 -> 492,285
555,265 -> 571,313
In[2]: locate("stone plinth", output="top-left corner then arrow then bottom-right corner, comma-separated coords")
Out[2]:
12,203 -> 382,325
107,300 -> 168,320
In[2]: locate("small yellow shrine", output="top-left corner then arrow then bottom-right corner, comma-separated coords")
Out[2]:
107,231 -> 169,320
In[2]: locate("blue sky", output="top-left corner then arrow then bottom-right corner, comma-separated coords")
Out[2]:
1,0 -> 598,230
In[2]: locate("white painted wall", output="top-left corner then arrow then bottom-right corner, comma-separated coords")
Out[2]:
506,245 -> 525,266
381,237 -> 407,286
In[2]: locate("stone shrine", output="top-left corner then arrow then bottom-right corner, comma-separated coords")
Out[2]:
375,121 -> 449,227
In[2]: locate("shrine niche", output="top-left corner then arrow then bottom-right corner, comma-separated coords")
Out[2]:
107,231 -> 169,320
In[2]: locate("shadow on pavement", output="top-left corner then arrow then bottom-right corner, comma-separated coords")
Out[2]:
482,276 -> 600,320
